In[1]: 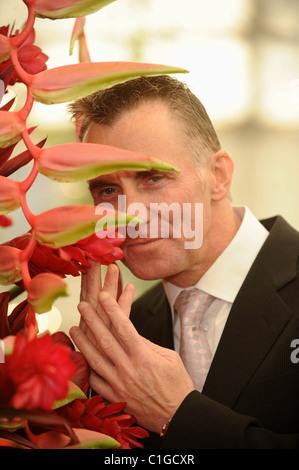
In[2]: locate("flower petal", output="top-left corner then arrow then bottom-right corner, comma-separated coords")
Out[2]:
53,380 -> 87,409
0,111 -> 25,148
36,142 -> 178,182
29,61 -> 188,104
33,205 -> 134,249
0,177 -> 22,214
30,0 -> 117,19
0,34 -> 10,63
69,428 -> 120,449
0,246 -> 22,285
27,273 -> 68,313
69,17 -> 86,56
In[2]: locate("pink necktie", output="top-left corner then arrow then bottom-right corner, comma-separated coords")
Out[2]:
174,288 -> 214,392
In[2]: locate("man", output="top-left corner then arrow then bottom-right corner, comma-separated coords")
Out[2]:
69,76 -> 299,448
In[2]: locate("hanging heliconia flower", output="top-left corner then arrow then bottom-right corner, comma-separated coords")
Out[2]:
0,0 -> 187,449
25,0 -> 118,20
0,177 -> 22,214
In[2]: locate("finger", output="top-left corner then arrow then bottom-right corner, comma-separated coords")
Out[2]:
80,260 -> 102,308
69,324 -> 118,385
102,263 -> 119,299
118,283 -> 135,318
89,370 -> 117,403
77,301 -> 130,367
80,272 -> 87,302
98,291 -> 142,356
79,315 -> 88,335
79,314 -> 100,348
96,264 -> 120,329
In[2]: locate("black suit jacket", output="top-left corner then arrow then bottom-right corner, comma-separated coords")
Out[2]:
130,216 -> 299,448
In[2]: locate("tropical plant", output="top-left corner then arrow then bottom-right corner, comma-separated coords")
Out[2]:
0,0 -> 186,449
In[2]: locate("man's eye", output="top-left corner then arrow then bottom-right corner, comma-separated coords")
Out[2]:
148,174 -> 163,183
103,187 -> 116,195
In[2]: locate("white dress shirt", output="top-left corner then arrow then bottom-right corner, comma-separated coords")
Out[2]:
163,206 -> 269,357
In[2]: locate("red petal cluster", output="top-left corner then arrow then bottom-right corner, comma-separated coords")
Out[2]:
5,228 -> 124,280
0,26 -> 48,88
52,331 -> 90,395
0,332 -> 76,410
57,395 -> 149,449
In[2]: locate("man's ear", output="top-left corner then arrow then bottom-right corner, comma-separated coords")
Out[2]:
210,150 -> 234,201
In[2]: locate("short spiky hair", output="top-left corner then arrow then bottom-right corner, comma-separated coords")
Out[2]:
68,75 -> 221,165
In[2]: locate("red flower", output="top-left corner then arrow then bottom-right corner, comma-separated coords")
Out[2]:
52,331 -> 90,395
57,395 -> 149,449
2,332 -> 76,410
0,26 -> 48,88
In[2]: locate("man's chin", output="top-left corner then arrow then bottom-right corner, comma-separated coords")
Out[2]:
121,257 -> 173,281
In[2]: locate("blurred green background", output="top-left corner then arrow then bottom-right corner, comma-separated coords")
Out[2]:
1,0 -> 298,334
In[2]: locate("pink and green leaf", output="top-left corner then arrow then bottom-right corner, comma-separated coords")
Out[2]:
0,111 -> 25,148
0,177 -> 22,215
69,428 -> 120,449
29,0 -> 117,20
28,61 -> 188,104
0,246 -> 22,285
53,381 -> 87,409
27,272 -> 69,313
36,142 -> 178,182
33,205 -> 135,248
0,34 -> 11,63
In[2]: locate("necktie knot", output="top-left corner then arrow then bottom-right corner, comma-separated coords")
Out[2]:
174,288 -> 214,326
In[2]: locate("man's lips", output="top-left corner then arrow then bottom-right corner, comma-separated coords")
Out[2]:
125,238 -> 162,248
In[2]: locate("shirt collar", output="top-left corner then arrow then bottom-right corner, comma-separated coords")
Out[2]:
163,206 -> 269,311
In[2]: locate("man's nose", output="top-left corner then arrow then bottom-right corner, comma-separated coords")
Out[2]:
120,187 -> 151,225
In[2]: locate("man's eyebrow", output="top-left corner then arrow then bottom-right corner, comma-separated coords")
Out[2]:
135,169 -> 162,178
88,178 -> 113,191
88,169 -> 164,191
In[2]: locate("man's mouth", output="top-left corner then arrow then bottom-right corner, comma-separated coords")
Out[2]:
125,238 -> 162,248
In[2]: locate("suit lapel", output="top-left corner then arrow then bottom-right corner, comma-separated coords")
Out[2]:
202,259 -> 293,406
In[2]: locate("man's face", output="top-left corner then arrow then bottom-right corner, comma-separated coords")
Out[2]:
85,100 -> 214,286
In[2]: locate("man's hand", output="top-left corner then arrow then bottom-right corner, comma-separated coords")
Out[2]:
70,289 -> 195,434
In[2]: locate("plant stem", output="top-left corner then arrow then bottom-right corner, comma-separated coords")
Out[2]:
9,4 -> 35,48
21,193 -> 36,228
10,45 -> 32,86
21,232 -> 37,263
21,260 -> 31,290
18,91 -> 34,122
20,234 -> 37,289
20,159 -> 38,193
21,129 -> 40,159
